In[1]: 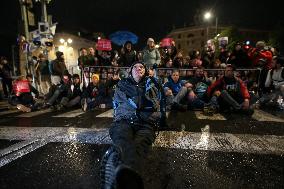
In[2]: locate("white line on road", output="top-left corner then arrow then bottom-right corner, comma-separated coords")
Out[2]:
0,139 -> 47,168
0,126 -> 283,155
194,111 -> 227,120
96,109 -> 113,118
16,109 -> 53,118
0,139 -> 38,157
252,109 -> 284,122
0,109 -> 19,116
52,109 -> 85,118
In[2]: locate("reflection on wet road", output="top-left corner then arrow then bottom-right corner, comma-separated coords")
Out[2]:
0,105 -> 283,188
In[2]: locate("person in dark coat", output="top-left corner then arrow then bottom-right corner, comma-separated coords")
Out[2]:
118,41 -> 137,67
0,57 -> 13,98
101,61 -> 162,189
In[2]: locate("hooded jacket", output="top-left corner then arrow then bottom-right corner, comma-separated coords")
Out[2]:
113,75 -> 162,124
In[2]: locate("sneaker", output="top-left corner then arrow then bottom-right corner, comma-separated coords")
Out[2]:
17,104 -> 31,113
116,165 -> 144,189
100,146 -> 122,189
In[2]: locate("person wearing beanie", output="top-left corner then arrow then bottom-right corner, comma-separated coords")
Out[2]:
100,61 -> 163,188
50,51 -> 67,85
36,53 -> 51,95
80,73 -> 107,111
42,70 -> 72,110
142,38 -> 161,69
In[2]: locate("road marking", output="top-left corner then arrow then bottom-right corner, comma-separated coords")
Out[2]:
0,139 -> 47,168
196,125 -> 210,150
0,140 -> 37,157
0,126 -> 283,155
155,131 -> 284,155
0,109 -> 19,116
96,109 -> 113,118
16,109 -> 53,117
252,109 -> 284,122
52,109 -> 85,117
194,111 -> 227,120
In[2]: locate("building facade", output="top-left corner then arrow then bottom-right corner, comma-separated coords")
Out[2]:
166,26 -> 270,56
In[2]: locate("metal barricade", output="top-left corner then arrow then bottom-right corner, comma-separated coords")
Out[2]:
83,66 -> 261,92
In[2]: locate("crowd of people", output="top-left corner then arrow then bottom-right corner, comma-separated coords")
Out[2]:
1,37 -> 283,188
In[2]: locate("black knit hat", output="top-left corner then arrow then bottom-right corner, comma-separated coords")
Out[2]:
276,56 -> 284,66
72,74 -> 80,79
129,61 -> 147,76
56,51 -> 64,58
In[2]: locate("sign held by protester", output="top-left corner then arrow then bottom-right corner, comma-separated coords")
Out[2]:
218,37 -> 229,48
96,39 -> 112,51
160,38 -> 173,47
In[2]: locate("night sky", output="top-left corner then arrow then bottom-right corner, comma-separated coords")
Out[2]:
0,0 -> 283,58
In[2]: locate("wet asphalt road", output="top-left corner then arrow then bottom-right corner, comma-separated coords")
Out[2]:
0,101 -> 283,189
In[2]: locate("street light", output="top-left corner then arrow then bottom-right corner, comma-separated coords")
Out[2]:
204,11 -> 218,40
58,38 -> 73,72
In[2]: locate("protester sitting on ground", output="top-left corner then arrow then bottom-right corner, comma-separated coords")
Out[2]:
9,75 -> 39,112
43,71 -> 72,110
64,74 -> 82,108
81,73 -> 107,111
187,68 -> 211,110
259,56 -> 284,109
163,69 -> 191,111
101,61 -> 162,189
206,64 -> 254,115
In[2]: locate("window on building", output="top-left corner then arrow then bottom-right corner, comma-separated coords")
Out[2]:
187,33 -> 194,38
177,44 -> 181,49
178,34 -> 181,39
201,41 -> 205,48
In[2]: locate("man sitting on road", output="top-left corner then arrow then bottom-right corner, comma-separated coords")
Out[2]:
9,75 -> 40,112
163,69 -> 191,111
43,71 -> 72,110
64,74 -> 83,109
101,61 -> 162,189
206,64 -> 254,115
187,67 -> 211,110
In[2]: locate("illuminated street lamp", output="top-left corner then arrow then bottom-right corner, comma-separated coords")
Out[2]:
67,38 -> 72,44
59,38 -> 65,44
58,38 -> 73,67
204,11 -> 218,40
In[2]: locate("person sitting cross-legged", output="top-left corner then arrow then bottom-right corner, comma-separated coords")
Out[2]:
42,71 -> 72,110
163,69 -> 191,111
81,74 -> 107,111
187,68 -> 211,110
206,64 -> 254,115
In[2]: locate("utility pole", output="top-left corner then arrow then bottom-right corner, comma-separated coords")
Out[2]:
41,0 -> 48,23
39,0 -> 50,57
19,0 -> 30,76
